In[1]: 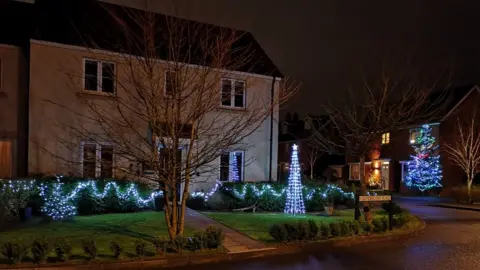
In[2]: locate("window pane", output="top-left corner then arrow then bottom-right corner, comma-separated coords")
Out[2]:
221,80 -> 232,106
234,81 -> 244,108
100,145 -> 113,178
235,152 -> 243,181
220,153 -> 229,181
165,71 -> 176,96
84,60 -> 98,91
101,63 -> 115,93
83,144 -> 96,178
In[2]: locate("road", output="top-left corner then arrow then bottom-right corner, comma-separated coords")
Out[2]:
166,197 -> 480,270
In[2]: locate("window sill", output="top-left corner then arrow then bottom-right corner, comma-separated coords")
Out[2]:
218,105 -> 246,112
77,90 -> 116,98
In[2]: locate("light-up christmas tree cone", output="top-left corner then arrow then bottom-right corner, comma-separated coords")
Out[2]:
229,152 -> 240,182
404,124 -> 442,191
41,179 -> 76,220
284,144 -> 306,215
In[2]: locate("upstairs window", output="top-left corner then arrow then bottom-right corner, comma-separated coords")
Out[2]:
84,59 -> 115,93
381,133 -> 390,144
221,79 -> 245,108
409,128 -> 421,144
165,71 -> 177,96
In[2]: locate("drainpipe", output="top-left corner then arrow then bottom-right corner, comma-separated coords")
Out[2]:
269,77 -> 276,182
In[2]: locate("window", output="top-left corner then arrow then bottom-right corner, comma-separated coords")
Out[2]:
409,128 -> 421,144
81,143 -> 114,178
219,151 -> 244,181
381,133 -> 390,144
221,79 -> 245,108
350,164 -> 360,180
84,59 -> 115,93
165,71 -> 177,96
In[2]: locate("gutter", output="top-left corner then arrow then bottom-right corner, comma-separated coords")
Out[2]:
269,77 -> 276,182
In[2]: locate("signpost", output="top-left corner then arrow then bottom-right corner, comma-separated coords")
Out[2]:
356,194 -> 393,230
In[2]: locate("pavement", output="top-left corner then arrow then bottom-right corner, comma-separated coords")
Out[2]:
169,197 -> 480,270
184,208 -> 268,253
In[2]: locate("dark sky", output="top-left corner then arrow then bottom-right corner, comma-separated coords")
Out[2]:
106,0 -> 480,118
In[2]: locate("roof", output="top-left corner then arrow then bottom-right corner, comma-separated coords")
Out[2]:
1,0 -> 282,78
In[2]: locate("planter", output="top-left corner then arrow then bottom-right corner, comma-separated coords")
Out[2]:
324,206 -> 334,216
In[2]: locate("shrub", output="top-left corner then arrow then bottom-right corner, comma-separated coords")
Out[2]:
329,222 -> 342,237
1,242 -> 27,264
372,219 -> 385,233
152,237 -> 167,255
381,202 -> 403,215
380,217 -> 389,231
54,240 -> 72,261
283,223 -> 299,241
269,224 -> 289,242
82,239 -> 97,260
31,237 -> 50,264
307,219 -> 319,239
186,196 -> 207,210
347,221 -> 361,235
362,222 -> 374,233
109,240 -> 123,259
205,226 -> 224,248
296,222 -> 311,241
393,214 -> 407,228
319,223 -> 331,239
134,240 -> 147,258
339,221 -> 351,237
171,236 -> 188,253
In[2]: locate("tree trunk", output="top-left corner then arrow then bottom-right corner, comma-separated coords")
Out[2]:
310,163 -> 314,179
468,174 -> 473,204
359,156 -> 372,223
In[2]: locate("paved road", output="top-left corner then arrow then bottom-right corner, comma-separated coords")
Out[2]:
168,197 -> 480,270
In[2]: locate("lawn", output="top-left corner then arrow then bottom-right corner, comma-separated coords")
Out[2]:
204,210 -> 387,242
0,211 -> 192,258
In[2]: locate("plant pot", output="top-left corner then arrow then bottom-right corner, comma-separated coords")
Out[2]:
324,206 -> 334,216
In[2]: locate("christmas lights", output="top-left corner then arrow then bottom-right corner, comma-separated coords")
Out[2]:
229,152 -> 240,182
284,144 -> 306,215
40,179 -> 76,220
404,124 -> 442,191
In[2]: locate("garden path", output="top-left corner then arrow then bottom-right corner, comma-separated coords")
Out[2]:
185,208 -> 271,253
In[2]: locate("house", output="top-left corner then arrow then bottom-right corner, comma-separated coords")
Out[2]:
0,0 -> 281,192
346,85 -> 480,194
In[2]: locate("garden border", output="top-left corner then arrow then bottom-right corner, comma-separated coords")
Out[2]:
0,216 -> 426,270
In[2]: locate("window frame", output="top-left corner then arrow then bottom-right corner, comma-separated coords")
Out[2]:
80,142 -> 115,178
220,78 -> 246,109
82,58 -> 116,94
219,150 -> 245,182
381,132 -> 390,145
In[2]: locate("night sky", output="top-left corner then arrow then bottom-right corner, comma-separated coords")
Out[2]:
106,0 -> 480,118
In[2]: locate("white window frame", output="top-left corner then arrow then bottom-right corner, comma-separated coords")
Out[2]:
82,58 -> 116,94
80,142 -> 115,178
381,132 -> 390,145
220,78 -> 246,109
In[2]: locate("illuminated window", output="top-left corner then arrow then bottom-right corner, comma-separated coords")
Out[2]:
220,151 -> 244,181
381,133 -> 390,144
409,128 -> 421,144
84,59 -> 115,93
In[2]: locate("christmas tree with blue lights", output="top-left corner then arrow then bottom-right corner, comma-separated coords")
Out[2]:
284,144 -> 306,215
229,152 -> 240,182
404,124 -> 442,191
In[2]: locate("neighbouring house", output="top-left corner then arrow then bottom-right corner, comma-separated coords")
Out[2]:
0,0 -> 281,192
346,85 -> 480,194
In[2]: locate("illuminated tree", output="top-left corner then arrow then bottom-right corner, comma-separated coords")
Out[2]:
284,144 -> 306,215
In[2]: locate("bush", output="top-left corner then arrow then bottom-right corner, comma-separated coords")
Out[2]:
380,217 -> 389,231
372,219 -> 386,233
319,223 -> 331,239
393,214 -> 407,228
269,224 -> 289,242
31,237 -> 50,264
1,242 -> 27,264
283,223 -> 299,241
381,202 -> 403,215
296,222 -> 310,241
152,237 -> 167,255
362,222 -> 374,233
189,233 -> 205,251
54,240 -> 72,261
329,222 -> 342,237
0,180 -> 36,229
205,226 -> 225,248
339,221 -> 351,237
307,219 -> 319,239
109,240 -> 123,259
82,239 -> 97,260
186,196 -> 207,210
347,221 -> 361,235
171,236 -> 188,253
134,240 -> 147,258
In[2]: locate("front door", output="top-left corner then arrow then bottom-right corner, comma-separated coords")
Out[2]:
0,140 -> 12,178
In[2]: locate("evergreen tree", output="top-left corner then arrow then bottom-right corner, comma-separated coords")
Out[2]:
284,144 -> 306,214
404,124 -> 442,191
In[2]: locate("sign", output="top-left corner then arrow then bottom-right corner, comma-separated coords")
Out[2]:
358,195 -> 391,202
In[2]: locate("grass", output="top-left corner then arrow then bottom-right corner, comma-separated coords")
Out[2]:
0,211 -> 194,261
204,209 -> 387,242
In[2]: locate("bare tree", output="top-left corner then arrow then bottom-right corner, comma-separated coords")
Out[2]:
309,64 -> 448,221
301,141 -> 322,180
41,4 -> 297,239
444,112 -> 480,203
